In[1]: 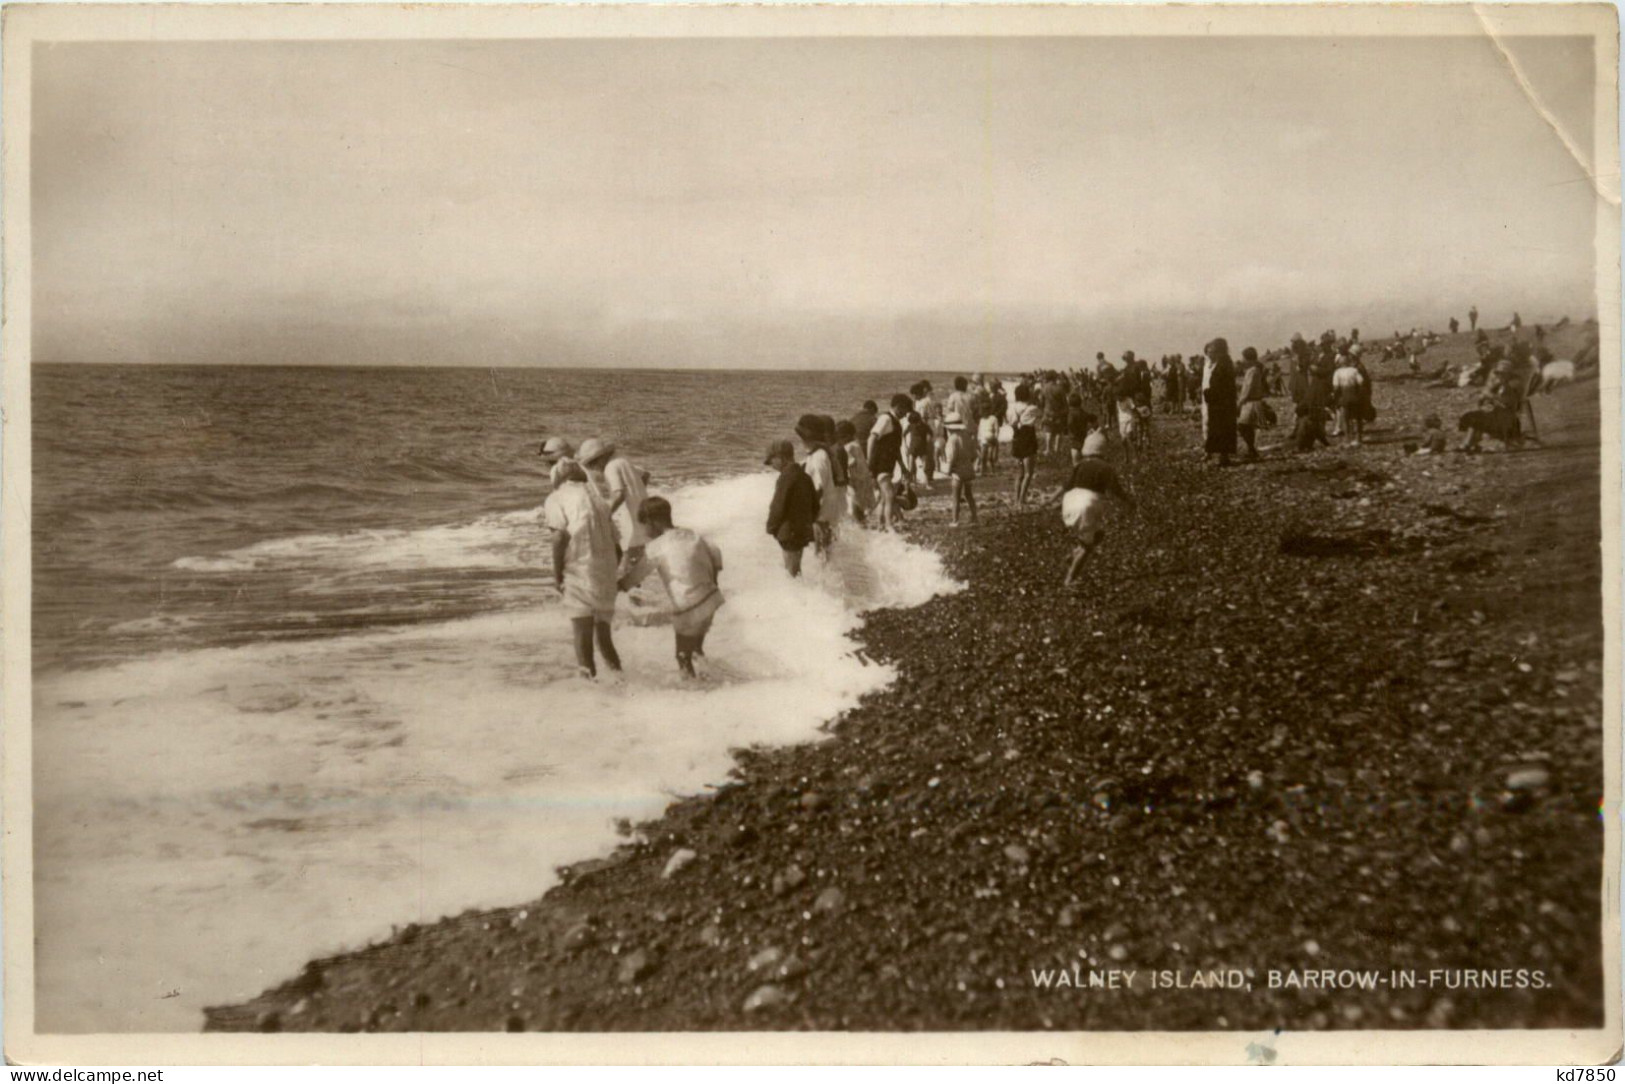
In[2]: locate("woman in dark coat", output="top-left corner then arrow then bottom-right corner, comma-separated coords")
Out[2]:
1202,337 -> 1239,467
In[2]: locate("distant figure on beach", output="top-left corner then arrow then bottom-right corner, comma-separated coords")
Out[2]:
1510,311 -> 1523,333
1008,384 -> 1042,504
904,403 -> 933,487
977,397 -> 1001,473
866,394 -> 910,532
620,496 -> 723,679
943,411 -> 979,526
796,414 -> 842,559
1161,356 -> 1185,414
1054,432 -> 1135,589
1201,337 -> 1238,468
764,438 -> 818,577
1043,376 -> 1071,457
1114,353 -> 1148,454
1449,316 -> 1460,335
544,457 -> 623,680
946,376 -> 979,440
580,438 -> 650,577
1414,413 -> 1449,455
851,401 -> 878,449
1469,304 -> 1479,331
1236,347 -> 1269,462
1067,393 -> 1095,465
836,420 -> 875,524
1331,349 -> 1369,445
914,381 -> 944,480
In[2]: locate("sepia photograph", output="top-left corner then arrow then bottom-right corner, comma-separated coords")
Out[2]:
2,2 -> 1619,1066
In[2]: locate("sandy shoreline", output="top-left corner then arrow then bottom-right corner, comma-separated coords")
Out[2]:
205,328 -> 1606,1033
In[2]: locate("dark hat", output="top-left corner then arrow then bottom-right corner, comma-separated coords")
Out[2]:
764,438 -> 795,465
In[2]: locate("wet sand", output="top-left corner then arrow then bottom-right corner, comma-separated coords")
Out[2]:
206,326 -> 1606,1032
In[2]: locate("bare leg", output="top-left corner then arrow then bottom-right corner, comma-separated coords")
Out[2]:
963,481 -> 978,524
570,616 -> 596,677
1064,543 -> 1093,587
594,619 -> 621,673
674,633 -> 699,677
782,547 -> 803,577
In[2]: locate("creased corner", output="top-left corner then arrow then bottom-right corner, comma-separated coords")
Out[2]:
1472,4 -> 1620,208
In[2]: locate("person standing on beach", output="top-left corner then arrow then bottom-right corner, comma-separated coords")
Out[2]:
1043,376 -> 1071,457
1053,432 -> 1136,589
580,438 -> 650,576
796,414 -> 842,560
914,381 -> 944,481
765,439 -> 818,577
977,401 -> 1000,474
1331,349 -> 1365,444
943,411 -> 979,526
544,458 -> 623,680
1201,337 -> 1239,468
946,375 -> 978,434
1469,304 -> 1479,332
867,394 -> 910,532
1008,383 -> 1041,504
1236,346 -> 1269,462
837,420 -> 875,525
851,401 -> 878,449
1067,392 -> 1095,465
619,496 -> 723,679
987,380 -> 1008,468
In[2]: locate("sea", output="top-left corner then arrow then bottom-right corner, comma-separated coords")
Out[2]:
29,364 -> 962,1032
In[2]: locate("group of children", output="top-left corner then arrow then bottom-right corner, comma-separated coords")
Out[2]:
535,380 -> 1153,678
539,438 -> 724,681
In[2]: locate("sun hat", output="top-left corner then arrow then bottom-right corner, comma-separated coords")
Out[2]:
794,414 -> 826,443
1081,431 -> 1108,457
577,438 -> 614,466
549,458 -> 586,486
539,436 -> 574,459
763,438 -> 795,466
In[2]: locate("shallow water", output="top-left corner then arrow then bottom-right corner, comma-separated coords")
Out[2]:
31,366 -> 961,1031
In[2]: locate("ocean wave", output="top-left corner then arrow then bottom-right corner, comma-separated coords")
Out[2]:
45,468 -> 960,1029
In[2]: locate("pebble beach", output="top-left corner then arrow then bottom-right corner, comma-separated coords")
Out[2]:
205,324 -> 1607,1034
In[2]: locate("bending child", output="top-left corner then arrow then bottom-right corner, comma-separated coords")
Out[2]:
620,496 -> 724,678
1050,432 -> 1136,589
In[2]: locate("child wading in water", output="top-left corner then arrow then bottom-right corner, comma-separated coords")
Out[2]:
1052,432 -> 1136,589
620,496 -> 724,678
764,438 -> 819,577
543,457 -> 623,679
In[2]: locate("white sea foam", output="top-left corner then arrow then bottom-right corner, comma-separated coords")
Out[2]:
172,508 -> 547,575
35,471 -> 959,1031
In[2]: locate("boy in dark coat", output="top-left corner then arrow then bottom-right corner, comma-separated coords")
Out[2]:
764,439 -> 819,578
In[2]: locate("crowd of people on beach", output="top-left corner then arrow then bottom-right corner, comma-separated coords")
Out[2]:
534,307 -> 1598,679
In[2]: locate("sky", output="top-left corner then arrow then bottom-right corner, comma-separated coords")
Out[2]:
33,34 -> 1603,369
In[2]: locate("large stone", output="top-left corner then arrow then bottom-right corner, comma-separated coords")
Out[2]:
743,984 -> 790,1013
663,848 -> 698,879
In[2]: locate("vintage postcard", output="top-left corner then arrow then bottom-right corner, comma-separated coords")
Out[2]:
2,1 -> 1619,1066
